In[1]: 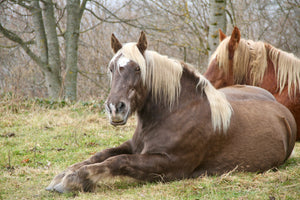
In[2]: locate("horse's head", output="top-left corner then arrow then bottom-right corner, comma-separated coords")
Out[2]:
105,32 -> 148,126
204,26 -> 241,89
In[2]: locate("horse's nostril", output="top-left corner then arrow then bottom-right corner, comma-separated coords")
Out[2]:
116,102 -> 126,112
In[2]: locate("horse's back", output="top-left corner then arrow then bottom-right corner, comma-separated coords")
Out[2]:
220,85 -> 276,101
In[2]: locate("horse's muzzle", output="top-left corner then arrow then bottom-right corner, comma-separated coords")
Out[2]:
105,101 -> 130,126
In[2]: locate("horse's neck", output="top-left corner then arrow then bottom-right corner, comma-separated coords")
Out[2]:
247,57 -> 278,94
137,68 -> 204,126
133,69 -> 207,153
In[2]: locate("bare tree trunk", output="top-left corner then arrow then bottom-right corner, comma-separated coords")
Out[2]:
31,0 -> 48,65
0,0 -> 88,100
208,0 -> 227,58
0,0 -> 62,99
42,0 -> 62,99
64,0 -> 87,101
31,0 -> 61,99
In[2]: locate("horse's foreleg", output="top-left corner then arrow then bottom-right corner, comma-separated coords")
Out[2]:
53,154 -> 175,193
46,140 -> 132,191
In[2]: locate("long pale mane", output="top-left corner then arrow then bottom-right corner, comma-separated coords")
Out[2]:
112,42 -> 232,132
196,71 -> 233,132
210,37 -> 300,96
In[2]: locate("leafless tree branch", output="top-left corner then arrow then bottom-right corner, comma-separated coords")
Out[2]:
0,23 -> 48,70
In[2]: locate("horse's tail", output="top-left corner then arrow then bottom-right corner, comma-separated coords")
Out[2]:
196,73 -> 233,133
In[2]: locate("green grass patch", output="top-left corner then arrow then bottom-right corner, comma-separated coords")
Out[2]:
0,99 -> 299,199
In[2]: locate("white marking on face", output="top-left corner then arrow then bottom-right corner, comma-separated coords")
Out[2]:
117,56 -> 130,68
109,103 -> 116,114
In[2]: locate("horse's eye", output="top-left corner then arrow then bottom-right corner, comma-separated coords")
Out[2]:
135,66 -> 140,71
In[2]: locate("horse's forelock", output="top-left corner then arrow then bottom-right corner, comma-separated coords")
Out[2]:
111,43 -> 147,83
208,37 -> 230,73
233,39 -> 257,84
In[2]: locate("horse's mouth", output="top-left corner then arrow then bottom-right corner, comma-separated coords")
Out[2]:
109,109 -> 130,126
105,102 -> 131,126
110,119 -> 127,126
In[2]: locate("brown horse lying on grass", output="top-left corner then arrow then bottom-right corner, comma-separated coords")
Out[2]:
46,32 -> 296,193
204,26 -> 300,140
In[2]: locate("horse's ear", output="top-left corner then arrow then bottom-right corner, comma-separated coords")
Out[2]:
219,29 -> 227,42
228,26 -> 241,52
111,33 -> 122,54
137,31 -> 147,55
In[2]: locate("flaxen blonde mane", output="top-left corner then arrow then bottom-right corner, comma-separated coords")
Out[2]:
110,42 -> 232,132
210,37 -> 300,96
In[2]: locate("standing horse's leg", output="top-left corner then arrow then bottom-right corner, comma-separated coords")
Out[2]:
52,154 -> 177,193
46,140 -> 132,191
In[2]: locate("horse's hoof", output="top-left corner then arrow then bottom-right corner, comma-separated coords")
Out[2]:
45,171 -> 68,192
45,181 -> 57,191
45,185 -> 54,191
53,183 -> 67,193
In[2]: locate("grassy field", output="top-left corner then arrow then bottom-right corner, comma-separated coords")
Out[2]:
0,97 -> 299,200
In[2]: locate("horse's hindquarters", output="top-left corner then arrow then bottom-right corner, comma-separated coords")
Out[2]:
197,100 -> 296,175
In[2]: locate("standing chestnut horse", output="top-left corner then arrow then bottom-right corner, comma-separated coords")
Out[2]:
204,26 -> 300,140
46,32 -> 296,193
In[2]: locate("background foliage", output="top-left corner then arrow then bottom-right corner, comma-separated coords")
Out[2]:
0,0 -> 299,100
